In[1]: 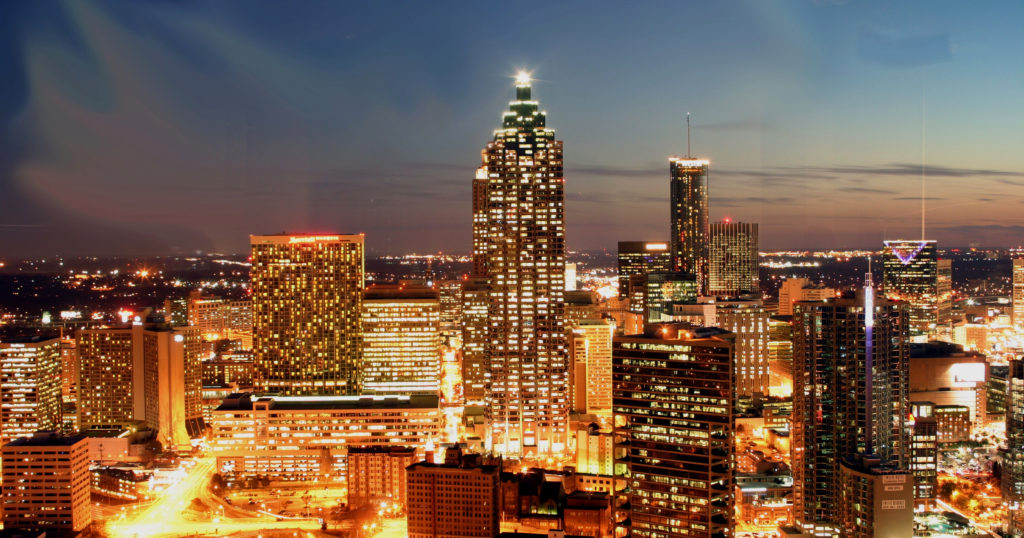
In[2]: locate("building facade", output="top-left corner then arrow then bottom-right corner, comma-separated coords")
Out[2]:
882,240 -> 950,341
76,327 -> 137,430
0,337 -> 62,444
250,233 -> 364,395
346,446 -> 417,509
361,285 -> 441,395
616,241 -> 672,298
1013,257 -> 1024,328
1003,358 -> 1024,535
778,278 -> 835,317
2,432 -> 92,533
707,220 -> 759,297
568,319 -> 614,415
472,74 -> 568,455
613,324 -> 735,537
406,449 -> 500,538
716,301 -> 770,399
669,158 -> 710,293
460,277 -> 490,405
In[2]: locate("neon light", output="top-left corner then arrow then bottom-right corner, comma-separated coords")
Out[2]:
885,240 -> 928,265
290,234 -> 342,242
644,242 -> 668,251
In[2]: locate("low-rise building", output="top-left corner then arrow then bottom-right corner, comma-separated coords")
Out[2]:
2,431 -> 92,533
346,446 -> 418,509
407,447 -> 500,538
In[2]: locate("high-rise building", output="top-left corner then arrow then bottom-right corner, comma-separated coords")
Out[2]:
2,432 -> 92,533
460,277 -> 490,405
715,300 -> 770,399
707,220 -> 759,297
767,315 -> 794,398
616,241 -> 672,298
437,280 -> 464,342
0,337 -> 62,444
1013,256 -> 1024,328
909,401 -> 938,509
472,73 -> 567,455
346,446 -> 418,509
791,275 -> 911,536
777,278 -> 835,316
76,327 -> 137,430
882,240 -> 950,341
670,157 -> 710,293
568,319 -> 614,415
613,323 -> 735,537
837,461 -> 914,538
250,234 -> 364,395
1003,358 -> 1024,535
406,447 -> 500,538
361,284 -> 441,395
636,272 -> 699,322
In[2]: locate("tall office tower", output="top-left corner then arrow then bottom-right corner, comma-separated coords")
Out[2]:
187,291 -> 253,342
460,277 -> 489,405
715,300 -> 769,399
669,157 -> 710,293
2,432 -> 91,533
76,327 -> 137,429
616,241 -> 672,298
636,272 -> 699,322
568,319 -> 614,415
882,240 -> 948,341
406,447 -> 500,538
707,221 -> 759,297
474,73 -> 567,455
777,278 -> 835,316
437,280 -> 463,341
909,401 -> 938,509
0,337 -> 62,444
141,325 -> 203,450
1013,257 -> 1024,328
1005,358 -> 1024,535
59,336 -> 77,405
613,323 -> 735,537
250,234 -> 364,395
791,277 -> 911,536
361,284 -> 441,395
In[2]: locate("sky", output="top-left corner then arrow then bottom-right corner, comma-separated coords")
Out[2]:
1,0 -> 1023,257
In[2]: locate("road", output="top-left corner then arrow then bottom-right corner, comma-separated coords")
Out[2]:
105,456 -> 321,537
935,498 -> 999,538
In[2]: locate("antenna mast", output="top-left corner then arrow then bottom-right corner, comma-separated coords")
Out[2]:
921,90 -> 926,241
686,112 -> 691,158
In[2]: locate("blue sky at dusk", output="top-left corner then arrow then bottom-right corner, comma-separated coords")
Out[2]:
1,1 -> 1022,256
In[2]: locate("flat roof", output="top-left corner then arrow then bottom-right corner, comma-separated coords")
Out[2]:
5,432 -> 86,447
216,392 -> 439,412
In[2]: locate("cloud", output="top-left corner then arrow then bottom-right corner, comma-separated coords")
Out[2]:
569,164 -> 663,178
857,30 -> 952,68
839,186 -> 898,194
802,163 -> 1024,179
894,196 -> 944,201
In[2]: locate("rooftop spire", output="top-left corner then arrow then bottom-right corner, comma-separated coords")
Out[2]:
515,70 -> 532,100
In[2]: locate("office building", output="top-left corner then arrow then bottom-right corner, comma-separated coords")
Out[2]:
882,240 -> 950,341
715,300 -> 770,399
2,432 -> 91,533
909,341 -> 987,428
613,323 -> 735,537
909,401 -> 938,509
186,290 -> 252,342
1003,358 -> 1024,535
669,157 -> 710,293
141,325 -> 204,450
362,284 -> 441,395
777,278 -> 836,316
1013,257 -> 1024,328
406,447 -> 500,538
707,220 -> 759,297
346,446 -> 418,509
934,405 -> 971,443
76,327 -> 137,430
437,280 -> 464,341
616,241 -> 672,298
791,274 -> 911,536
472,73 -> 568,455
837,461 -> 914,538
635,272 -> 698,322
461,277 -> 490,404
568,319 -> 614,415
0,337 -> 62,444
575,425 -> 614,477
201,352 -> 255,387
211,392 -> 440,483
767,315 -> 794,397
250,233 -> 364,395
60,336 -> 78,405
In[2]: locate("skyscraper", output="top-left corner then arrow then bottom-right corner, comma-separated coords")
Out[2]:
613,323 -> 735,537
791,275 -> 911,536
473,72 -> 567,455
1004,358 -> 1024,534
715,300 -> 769,399
568,318 -> 614,415
707,220 -> 759,297
616,241 -> 672,298
2,432 -> 92,533
361,284 -> 441,395
460,277 -> 490,405
0,337 -> 62,444
250,234 -> 364,395
76,327 -> 137,430
669,157 -> 709,293
1012,255 -> 1024,328
882,240 -> 949,341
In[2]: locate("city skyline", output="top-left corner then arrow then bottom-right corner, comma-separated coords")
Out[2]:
1,2 -> 1023,257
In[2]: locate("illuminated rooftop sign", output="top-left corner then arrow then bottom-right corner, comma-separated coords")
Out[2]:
884,240 -> 931,265
288,235 -> 341,244
645,242 -> 669,251
669,157 -> 710,167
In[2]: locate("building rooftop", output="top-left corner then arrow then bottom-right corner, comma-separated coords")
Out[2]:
4,431 -> 86,447
216,392 -> 439,412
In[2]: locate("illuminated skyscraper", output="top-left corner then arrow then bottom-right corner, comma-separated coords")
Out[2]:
361,284 -> 441,395
616,241 -> 672,299
76,327 -> 137,430
791,276 -> 911,536
707,220 -> 759,297
669,157 -> 709,293
613,323 -> 735,537
2,432 -> 91,533
568,318 -> 614,415
250,234 -> 364,395
1004,359 -> 1024,534
715,300 -> 769,399
882,240 -> 949,341
1012,256 -> 1024,328
472,73 -> 567,455
0,337 -> 62,444
460,277 -> 490,405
